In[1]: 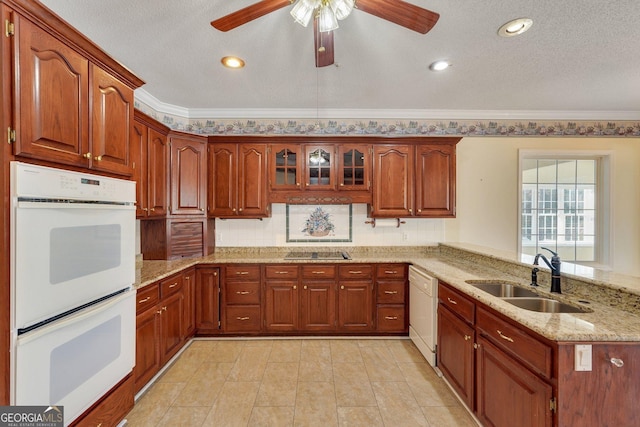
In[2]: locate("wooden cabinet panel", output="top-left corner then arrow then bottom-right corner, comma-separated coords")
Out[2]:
209,143 -> 235,216
269,144 -> 302,191
265,265 -> 299,279
72,374 -> 134,427
338,144 -> 371,191
136,284 -> 159,314
376,264 -> 407,280
238,144 -> 268,216
371,145 -> 414,217
134,300 -> 160,393
159,291 -> 183,362
338,264 -> 373,280
131,120 -> 148,217
437,302 -> 475,409
377,282 -> 405,304
415,144 -> 456,217
304,145 -> 336,190
170,134 -> 207,215
146,127 -> 169,217
224,305 -> 261,332
438,282 -> 475,324
265,281 -> 299,331
195,267 -> 220,333
226,265 -> 261,280
300,282 -> 336,331
15,18 -> 89,167
89,64 -> 133,176
182,268 -> 196,337
476,335 -> 552,427
338,281 -> 373,331
226,281 -> 261,305
376,306 -> 406,332
301,265 -> 336,279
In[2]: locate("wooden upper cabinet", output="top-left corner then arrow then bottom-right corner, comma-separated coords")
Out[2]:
11,14 -> 141,176
14,17 -> 89,167
338,144 -> 371,191
304,145 -> 336,190
415,144 -> 456,217
170,133 -> 207,215
208,142 -> 268,218
371,145 -> 414,217
89,64 -> 133,175
269,144 -> 302,191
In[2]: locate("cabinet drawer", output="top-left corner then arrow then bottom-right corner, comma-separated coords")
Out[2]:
477,307 -> 552,378
160,273 -> 183,298
136,284 -> 159,314
225,306 -> 261,332
301,265 -> 336,279
338,264 -> 373,279
377,282 -> 406,304
376,264 -> 406,279
225,282 -> 261,304
265,265 -> 299,279
438,282 -> 475,325
225,265 -> 261,280
377,306 -> 406,332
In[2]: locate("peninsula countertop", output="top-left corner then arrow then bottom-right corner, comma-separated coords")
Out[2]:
134,243 -> 640,343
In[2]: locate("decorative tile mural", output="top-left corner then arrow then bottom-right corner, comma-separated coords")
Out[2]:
135,100 -> 640,138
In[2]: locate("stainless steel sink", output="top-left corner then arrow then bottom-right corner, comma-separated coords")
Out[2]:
502,297 -> 590,313
466,281 -> 539,298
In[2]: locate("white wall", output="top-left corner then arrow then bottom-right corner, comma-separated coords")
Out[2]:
446,137 -> 640,276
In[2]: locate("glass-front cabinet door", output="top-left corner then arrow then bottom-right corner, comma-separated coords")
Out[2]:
338,144 -> 370,191
304,145 -> 335,190
269,144 -> 301,191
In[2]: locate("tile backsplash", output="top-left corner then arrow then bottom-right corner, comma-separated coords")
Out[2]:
215,203 -> 443,247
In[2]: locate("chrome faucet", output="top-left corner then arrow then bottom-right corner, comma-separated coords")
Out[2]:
534,247 -> 562,293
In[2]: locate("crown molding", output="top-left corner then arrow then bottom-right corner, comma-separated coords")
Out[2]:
135,88 -> 640,121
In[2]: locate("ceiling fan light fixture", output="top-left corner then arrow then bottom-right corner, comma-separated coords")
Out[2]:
329,0 -> 354,20
291,0 -> 319,27
221,56 -> 245,69
429,60 -> 450,71
498,18 -> 533,37
317,4 -> 339,32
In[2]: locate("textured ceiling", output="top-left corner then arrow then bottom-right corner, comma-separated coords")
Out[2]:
40,0 -> 640,119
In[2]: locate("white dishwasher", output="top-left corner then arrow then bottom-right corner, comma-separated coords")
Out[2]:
409,266 -> 438,367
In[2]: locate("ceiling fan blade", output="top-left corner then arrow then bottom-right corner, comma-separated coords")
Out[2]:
211,0 -> 292,32
314,18 -> 334,67
355,0 -> 439,34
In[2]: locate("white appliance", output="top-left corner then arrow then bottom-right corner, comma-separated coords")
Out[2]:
10,162 -> 136,426
409,265 -> 438,367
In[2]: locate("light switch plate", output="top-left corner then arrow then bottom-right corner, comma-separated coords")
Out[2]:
575,344 -> 592,371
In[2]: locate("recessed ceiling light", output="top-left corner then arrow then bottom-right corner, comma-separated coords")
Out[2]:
429,60 -> 450,71
498,18 -> 533,37
221,56 -> 245,69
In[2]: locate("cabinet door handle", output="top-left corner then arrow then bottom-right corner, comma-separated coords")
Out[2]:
464,335 -> 472,341
293,285 -> 297,290
156,310 -> 162,315
236,317 -> 250,321
384,290 -> 398,295
385,316 -> 398,320
341,285 -> 345,290
138,297 -> 151,304
162,306 -> 167,311
83,152 -> 92,159
497,330 -> 514,343
169,282 -> 178,288
304,285 -> 308,290
94,155 -> 102,161
610,358 -> 624,368
447,297 -> 458,305
236,291 -> 250,295
348,270 -> 362,274
384,270 -> 398,274
235,271 -> 249,275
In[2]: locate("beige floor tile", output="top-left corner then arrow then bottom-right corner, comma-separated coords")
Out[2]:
301,339 -> 331,348
269,340 -> 302,362
398,362 -> 460,407
337,406 -> 384,426
209,340 -> 245,362
248,406 -> 295,426
158,349 -> 206,383
245,339 -> 275,348
172,379 -> 224,407
332,362 -> 370,383
362,360 -> 405,382
262,362 -> 300,382
300,344 -> 332,363
293,405 -> 339,427
334,380 -> 377,407
421,405 -> 479,427
330,340 -> 363,363
125,402 -> 170,427
227,347 -> 270,381
356,339 -> 393,347
193,361 -> 234,381
387,340 -> 428,363
372,381 -> 429,426
296,381 -> 337,408
157,406 -> 210,426
136,381 -> 185,408
299,360 -> 334,382
202,381 -> 260,426
255,381 -> 298,407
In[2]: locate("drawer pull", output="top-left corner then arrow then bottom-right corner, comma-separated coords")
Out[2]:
385,316 -> 398,320
236,291 -> 250,295
497,330 -> 514,343
293,285 -> 297,290
304,285 -> 308,290
138,297 -> 151,304
156,310 -> 162,315
464,335 -> 472,341
384,270 -> 398,274
275,271 -> 290,274
236,317 -> 250,321
312,271 -> 326,275
235,271 -> 250,275
169,282 -> 178,288
610,358 -> 624,368
384,290 -> 398,295
447,297 -> 458,305
349,270 -> 363,274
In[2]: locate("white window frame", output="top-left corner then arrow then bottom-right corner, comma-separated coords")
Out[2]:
518,150 -> 612,268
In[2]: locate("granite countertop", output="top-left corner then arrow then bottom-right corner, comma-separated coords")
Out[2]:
135,243 -> 640,343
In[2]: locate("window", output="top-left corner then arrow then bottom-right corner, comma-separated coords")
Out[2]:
520,155 -> 607,265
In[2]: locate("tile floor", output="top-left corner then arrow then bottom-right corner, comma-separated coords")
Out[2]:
125,338 -> 478,426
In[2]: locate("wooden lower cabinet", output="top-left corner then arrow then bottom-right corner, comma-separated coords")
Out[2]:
338,281 -> 373,331
265,280 -> 299,332
475,335 -> 553,427
195,266 -> 220,333
300,281 -> 336,331
70,374 -> 134,427
183,267 -> 196,337
222,265 -> 261,333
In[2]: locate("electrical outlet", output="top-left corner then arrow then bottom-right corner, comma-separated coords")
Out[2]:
216,231 -> 222,243
402,233 -> 408,241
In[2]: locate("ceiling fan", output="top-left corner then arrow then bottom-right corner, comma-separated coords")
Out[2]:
211,0 -> 439,67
